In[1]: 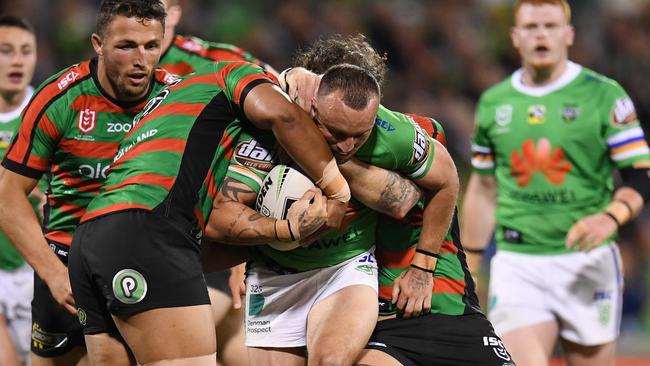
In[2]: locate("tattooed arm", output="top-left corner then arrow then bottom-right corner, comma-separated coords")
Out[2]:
204,177 -> 275,244
339,158 -> 423,219
204,176 -> 326,244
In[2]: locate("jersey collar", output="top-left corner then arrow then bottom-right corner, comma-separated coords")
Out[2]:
0,86 -> 33,123
511,61 -> 582,97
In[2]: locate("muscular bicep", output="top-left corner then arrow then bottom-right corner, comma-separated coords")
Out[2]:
413,140 -> 459,195
241,83 -> 295,130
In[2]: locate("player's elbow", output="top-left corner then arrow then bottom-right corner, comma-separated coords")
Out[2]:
203,221 -> 228,242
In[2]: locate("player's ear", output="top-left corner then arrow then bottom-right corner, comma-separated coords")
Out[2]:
565,25 -> 575,47
166,5 -> 182,28
510,26 -> 520,50
91,33 -> 103,56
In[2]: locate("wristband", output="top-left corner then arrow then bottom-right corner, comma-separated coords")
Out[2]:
275,220 -> 298,242
603,211 -> 621,227
604,200 -> 631,227
410,263 -> 435,274
615,199 -> 635,217
464,248 -> 485,254
315,158 -> 350,203
415,248 -> 440,258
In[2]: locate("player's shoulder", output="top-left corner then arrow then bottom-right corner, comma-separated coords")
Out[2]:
152,67 -> 182,87
33,60 -> 92,102
576,65 -> 625,93
26,60 -> 93,118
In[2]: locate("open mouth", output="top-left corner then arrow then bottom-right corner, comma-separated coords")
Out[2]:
8,71 -> 24,84
534,45 -> 549,54
127,72 -> 147,84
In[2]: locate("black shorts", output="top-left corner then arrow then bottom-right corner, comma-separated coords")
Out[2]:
367,313 -> 516,366
31,242 -> 85,357
204,269 -> 232,297
68,210 -> 210,335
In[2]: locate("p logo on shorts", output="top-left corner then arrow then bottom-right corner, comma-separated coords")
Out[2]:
112,269 -> 148,304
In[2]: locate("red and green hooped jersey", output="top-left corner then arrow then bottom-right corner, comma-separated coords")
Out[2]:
83,61 -> 276,231
1,59 -> 175,247
373,114 -> 482,316
159,34 -> 268,76
473,62 -> 650,254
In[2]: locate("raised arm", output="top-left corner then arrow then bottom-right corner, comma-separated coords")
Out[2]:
242,82 -> 349,228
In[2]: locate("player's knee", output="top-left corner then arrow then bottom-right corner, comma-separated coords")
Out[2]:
309,349 -> 352,366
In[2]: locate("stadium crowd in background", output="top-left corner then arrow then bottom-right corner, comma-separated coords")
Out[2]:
0,0 -> 649,363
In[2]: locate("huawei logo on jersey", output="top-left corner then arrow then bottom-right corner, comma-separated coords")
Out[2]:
510,138 -> 571,187
78,109 -> 96,134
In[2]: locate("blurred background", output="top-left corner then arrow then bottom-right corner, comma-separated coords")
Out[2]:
2,0 -> 649,362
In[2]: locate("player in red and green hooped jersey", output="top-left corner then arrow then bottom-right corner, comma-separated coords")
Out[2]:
0,15 -> 42,366
68,60 -> 352,365
0,2 -> 174,365
461,1 -> 650,365
154,3 -> 276,362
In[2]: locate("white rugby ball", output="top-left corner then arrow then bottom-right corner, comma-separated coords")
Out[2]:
256,164 -> 315,251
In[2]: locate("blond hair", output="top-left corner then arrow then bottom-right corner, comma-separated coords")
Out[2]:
514,0 -> 571,23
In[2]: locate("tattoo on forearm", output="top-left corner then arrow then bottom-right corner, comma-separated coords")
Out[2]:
379,172 -> 422,212
220,178 -> 251,202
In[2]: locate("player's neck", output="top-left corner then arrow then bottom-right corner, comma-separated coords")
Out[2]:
0,89 -> 26,114
521,60 -> 568,87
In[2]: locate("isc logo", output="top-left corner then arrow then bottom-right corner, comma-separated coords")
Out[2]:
78,163 -> 110,179
57,70 -> 80,90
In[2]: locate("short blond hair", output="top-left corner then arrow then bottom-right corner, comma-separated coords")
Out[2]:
514,0 -> 571,23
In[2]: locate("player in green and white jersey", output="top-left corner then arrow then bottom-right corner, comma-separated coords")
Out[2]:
0,16 -> 38,366
205,65 -> 459,365
461,1 -> 650,365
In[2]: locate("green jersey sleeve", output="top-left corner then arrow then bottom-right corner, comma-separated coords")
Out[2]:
600,82 -> 650,168
471,93 -> 496,175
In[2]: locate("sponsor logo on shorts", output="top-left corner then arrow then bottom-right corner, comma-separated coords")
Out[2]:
355,264 -> 375,276
248,293 -> 265,316
112,269 -> 148,304
77,308 -> 87,326
31,322 -> 68,351
595,290 -> 612,326
482,336 -> 512,362
246,319 -> 271,334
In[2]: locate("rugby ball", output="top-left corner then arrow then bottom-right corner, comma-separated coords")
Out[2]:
256,164 -> 315,251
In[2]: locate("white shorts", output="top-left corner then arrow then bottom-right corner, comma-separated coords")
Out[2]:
488,244 -> 623,346
0,264 -> 34,361
245,249 -> 378,347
